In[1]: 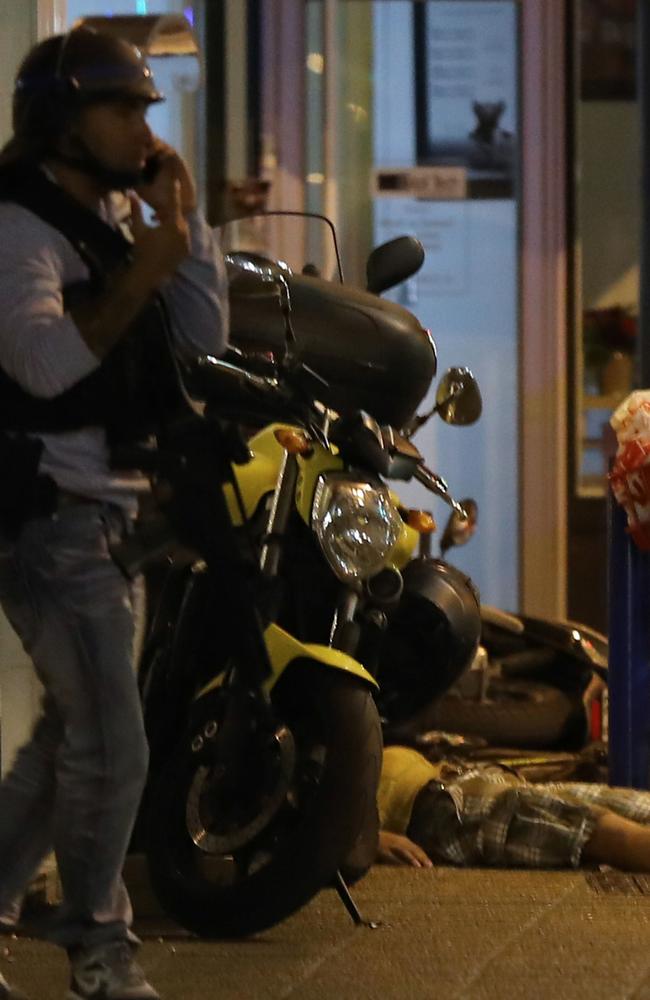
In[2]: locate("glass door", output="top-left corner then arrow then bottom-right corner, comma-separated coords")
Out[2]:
302,0 -> 521,610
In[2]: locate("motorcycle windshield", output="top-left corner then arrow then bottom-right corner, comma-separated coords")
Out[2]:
214,211 -> 343,284
214,212 -> 437,431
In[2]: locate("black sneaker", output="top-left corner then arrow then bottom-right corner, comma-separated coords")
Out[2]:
0,971 -> 28,1000
66,941 -> 160,1000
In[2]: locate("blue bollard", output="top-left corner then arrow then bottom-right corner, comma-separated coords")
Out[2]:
608,492 -> 650,788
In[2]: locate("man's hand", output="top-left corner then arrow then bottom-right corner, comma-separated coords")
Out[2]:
71,177 -> 190,359
135,138 -> 197,217
129,179 -> 190,286
377,831 -> 433,868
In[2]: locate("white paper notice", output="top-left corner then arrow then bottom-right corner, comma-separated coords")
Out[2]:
375,199 -> 469,297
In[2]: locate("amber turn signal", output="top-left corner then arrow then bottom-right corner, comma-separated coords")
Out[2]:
407,509 -> 436,534
274,428 -> 313,455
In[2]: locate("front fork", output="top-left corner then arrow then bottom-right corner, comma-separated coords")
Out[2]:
261,449 -> 298,574
210,449 -> 300,781
330,576 -> 402,680
263,450 -> 380,928
330,591 -> 361,654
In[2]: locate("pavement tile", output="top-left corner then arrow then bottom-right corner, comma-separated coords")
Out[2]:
3,868 -> 650,999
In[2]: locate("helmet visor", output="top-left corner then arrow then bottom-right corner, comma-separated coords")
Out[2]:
71,60 -> 164,105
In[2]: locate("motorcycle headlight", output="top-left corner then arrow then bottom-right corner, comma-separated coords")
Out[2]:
312,474 -> 403,584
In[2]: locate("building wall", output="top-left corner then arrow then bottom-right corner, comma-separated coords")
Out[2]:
0,2 -> 37,146
0,1 -> 41,775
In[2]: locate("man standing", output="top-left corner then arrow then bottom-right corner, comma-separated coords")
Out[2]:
0,26 -> 228,1000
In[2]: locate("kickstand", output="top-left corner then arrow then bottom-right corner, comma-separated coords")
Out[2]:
333,870 -> 381,929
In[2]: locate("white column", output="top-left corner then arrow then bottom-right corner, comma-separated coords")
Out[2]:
322,0 -> 338,241
260,0 -> 306,213
36,0 -> 67,37
258,0 -> 306,268
225,0 -> 248,183
520,0 -> 568,618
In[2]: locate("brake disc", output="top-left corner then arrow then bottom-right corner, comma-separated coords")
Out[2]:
185,725 -> 296,853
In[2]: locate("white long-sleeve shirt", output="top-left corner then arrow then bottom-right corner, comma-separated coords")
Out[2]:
0,195 -> 229,510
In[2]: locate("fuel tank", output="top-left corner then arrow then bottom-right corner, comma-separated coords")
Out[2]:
228,270 -> 437,430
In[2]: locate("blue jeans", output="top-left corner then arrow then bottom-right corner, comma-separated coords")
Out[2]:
0,501 -> 148,949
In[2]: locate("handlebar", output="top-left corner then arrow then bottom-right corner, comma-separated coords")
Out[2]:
109,354 -> 325,477
191,355 -> 330,418
113,352 -> 467,517
189,356 -> 283,407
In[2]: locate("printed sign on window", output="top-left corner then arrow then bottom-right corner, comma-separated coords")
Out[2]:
414,1 -> 518,199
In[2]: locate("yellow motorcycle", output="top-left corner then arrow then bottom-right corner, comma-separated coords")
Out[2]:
116,214 -> 480,939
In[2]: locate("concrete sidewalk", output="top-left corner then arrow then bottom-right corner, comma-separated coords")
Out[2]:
4,864 -> 650,999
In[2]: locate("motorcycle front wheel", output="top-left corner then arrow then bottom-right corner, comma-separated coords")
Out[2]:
145,666 -> 382,938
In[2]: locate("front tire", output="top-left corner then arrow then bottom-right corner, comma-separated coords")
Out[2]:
145,667 -> 382,938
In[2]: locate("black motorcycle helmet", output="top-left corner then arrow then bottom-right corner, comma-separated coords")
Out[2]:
376,558 -> 481,725
4,26 -> 163,186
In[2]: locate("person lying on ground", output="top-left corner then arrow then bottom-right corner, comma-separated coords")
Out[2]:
377,745 -> 650,872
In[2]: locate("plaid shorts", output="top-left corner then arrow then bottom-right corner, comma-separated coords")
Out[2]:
407,765 -> 650,869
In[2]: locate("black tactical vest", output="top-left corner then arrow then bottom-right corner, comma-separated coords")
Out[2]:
0,160 -> 185,444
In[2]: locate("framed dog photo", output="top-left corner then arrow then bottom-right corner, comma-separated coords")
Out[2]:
580,0 -> 636,101
413,0 -> 518,199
